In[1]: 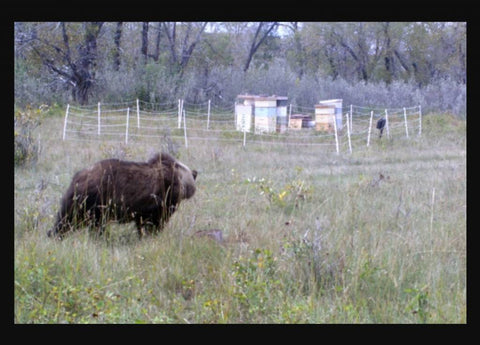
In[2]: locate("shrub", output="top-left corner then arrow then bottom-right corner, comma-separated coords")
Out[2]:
14,105 -> 46,167
231,248 -> 281,322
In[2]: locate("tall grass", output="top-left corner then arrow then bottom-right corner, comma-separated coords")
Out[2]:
14,108 -> 466,323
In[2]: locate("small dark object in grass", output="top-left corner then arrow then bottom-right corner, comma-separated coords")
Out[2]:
377,117 -> 386,138
193,229 -> 225,245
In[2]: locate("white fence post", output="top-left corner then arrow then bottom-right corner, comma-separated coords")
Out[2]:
136,98 -> 140,129
178,99 -> 182,129
367,110 -> 373,147
62,104 -> 70,141
288,103 -> 292,130
403,107 -> 409,138
97,102 -> 101,135
333,112 -> 339,154
243,127 -> 247,148
418,105 -> 422,136
207,99 -> 211,130
346,112 -> 352,154
242,114 -> 247,148
125,107 -> 130,144
183,109 -> 188,148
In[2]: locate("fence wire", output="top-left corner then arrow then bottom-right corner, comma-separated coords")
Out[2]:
63,100 -> 422,154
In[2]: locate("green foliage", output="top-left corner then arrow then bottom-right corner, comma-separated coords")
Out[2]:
14,105 -> 47,166
136,63 -> 167,104
15,249 -> 126,323
246,168 -> 312,213
404,285 -> 430,323
231,248 -> 281,322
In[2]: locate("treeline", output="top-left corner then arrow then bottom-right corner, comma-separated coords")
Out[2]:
14,22 -> 466,115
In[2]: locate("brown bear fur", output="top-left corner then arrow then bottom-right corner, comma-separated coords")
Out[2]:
48,153 -> 197,239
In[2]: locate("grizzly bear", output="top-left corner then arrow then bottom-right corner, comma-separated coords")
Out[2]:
48,153 -> 197,239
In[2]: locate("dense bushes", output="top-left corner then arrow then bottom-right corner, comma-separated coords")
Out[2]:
15,59 -> 466,118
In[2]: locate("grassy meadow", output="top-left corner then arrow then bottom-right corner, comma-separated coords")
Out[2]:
14,106 -> 466,323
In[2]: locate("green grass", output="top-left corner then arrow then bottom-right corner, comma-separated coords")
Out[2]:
14,108 -> 466,323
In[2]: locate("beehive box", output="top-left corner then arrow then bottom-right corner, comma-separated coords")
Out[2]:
315,105 -> 335,132
254,103 -> 276,133
318,99 -> 343,130
235,95 -> 288,133
289,118 -> 303,130
289,114 -> 304,130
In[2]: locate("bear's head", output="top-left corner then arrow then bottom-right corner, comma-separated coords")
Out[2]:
150,153 -> 197,204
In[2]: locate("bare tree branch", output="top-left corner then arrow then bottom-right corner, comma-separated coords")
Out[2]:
243,22 -> 278,72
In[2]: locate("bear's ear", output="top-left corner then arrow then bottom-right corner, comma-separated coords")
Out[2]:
160,152 -> 174,162
148,153 -> 161,165
192,170 -> 198,180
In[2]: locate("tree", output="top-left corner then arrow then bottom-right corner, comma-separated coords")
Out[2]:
141,22 -> 149,63
243,22 -> 278,72
112,22 -> 123,71
282,22 -> 307,79
20,22 -> 104,105
14,21 -> 466,107
151,22 -> 163,62
162,22 -> 208,77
